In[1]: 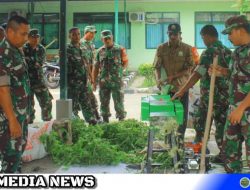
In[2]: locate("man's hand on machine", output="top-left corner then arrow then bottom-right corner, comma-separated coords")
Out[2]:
156,79 -> 163,90
171,89 -> 185,101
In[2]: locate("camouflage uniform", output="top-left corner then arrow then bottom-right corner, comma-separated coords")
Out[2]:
193,41 -> 231,155
23,43 -> 53,123
222,43 -> 250,173
67,42 -> 96,123
81,39 -> 100,120
95,44 -> 127,120
0,39 -> 31,173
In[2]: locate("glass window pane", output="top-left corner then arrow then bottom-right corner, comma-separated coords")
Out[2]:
196,13 -> 211,22
162,23 -> 170,43
146,24 -> 163,49
33,14 -> 43,23
212,12 -> 239,22
146,12 -> 179,49
44,23 -> 59,49
44,13 -> 59,23
119,23 -> 130,48
195,23 -> 206,48
162,13 -> 179,22
214,23 -> 234,48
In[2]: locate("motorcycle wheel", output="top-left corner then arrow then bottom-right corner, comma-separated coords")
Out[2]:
44,71 -> 60,89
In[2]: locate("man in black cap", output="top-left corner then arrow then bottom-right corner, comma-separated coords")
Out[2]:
23,28 -> 53,123
153,23 -> 194,143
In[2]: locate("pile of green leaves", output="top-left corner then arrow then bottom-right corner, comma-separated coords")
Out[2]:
138,63 -> 156,87
40,119 -> 148,166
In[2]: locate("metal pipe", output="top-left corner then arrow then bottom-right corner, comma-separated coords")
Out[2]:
114,0 -> 119,43
59,0 -> 67,99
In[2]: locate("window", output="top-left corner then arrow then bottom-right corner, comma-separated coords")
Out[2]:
74,13 -> 131,49
145,12 -> 180,49
195,12 -> 239,49
0,13 -> 8,24
28,13 -> 59,49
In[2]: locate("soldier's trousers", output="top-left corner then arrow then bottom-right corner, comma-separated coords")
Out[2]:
99,83 -> 126,119
170,91 -> 189,144
68,85 -> 96,122
222,108 -> 250,173
30,85 -> 53,123
88,83 -> 100,120
193,98 -> 228,155
0,117 -> 28,173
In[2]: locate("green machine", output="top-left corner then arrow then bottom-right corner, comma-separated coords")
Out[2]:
141,94 -> 184,125
141,85 -> 184,173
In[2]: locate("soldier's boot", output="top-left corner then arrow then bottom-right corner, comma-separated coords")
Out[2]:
94,109 -> 101,121
118,117 -> 125,121
103,116 -> 109,123
88,119 -> 97,125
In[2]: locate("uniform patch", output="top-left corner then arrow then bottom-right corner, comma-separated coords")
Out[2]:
178,51 -> 183,56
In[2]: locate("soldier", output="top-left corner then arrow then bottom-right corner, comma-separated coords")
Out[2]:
215,15 -> 250,173
23,29 -> 53,123
92,30 -> 128,123
172,25 -> 232,162
0,15 -> 30,173
67,27 -> 97,125
80,26 -> 101,122
153,23 -> 194,142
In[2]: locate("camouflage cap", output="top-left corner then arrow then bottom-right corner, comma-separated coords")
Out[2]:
84,25 -> 97,34
29,28 -> 40,37
101,30 -> 112,38
222,15 -> 249,35
168,23 -> 181,34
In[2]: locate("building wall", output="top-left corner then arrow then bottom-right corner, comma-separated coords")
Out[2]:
0,1 -> 246,70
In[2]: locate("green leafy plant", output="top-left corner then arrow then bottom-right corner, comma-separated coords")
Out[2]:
232,0 -> 249,14
138,63 -> 156,87
40,119 -> 150,166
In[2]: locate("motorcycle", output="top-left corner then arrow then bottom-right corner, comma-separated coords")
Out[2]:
43,61 -> 60,89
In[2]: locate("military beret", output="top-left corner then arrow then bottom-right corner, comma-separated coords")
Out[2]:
168,23 -> 181,34
29,28 -> 40,37
101,30 -> 112,38
84,25 -> 97,34
222,15 -> 250,35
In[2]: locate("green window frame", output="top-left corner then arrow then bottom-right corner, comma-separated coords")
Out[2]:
74,12 -> 131,49
195,12 -> 240,49
28,13 -> 59,49
145,12 -> 180,49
